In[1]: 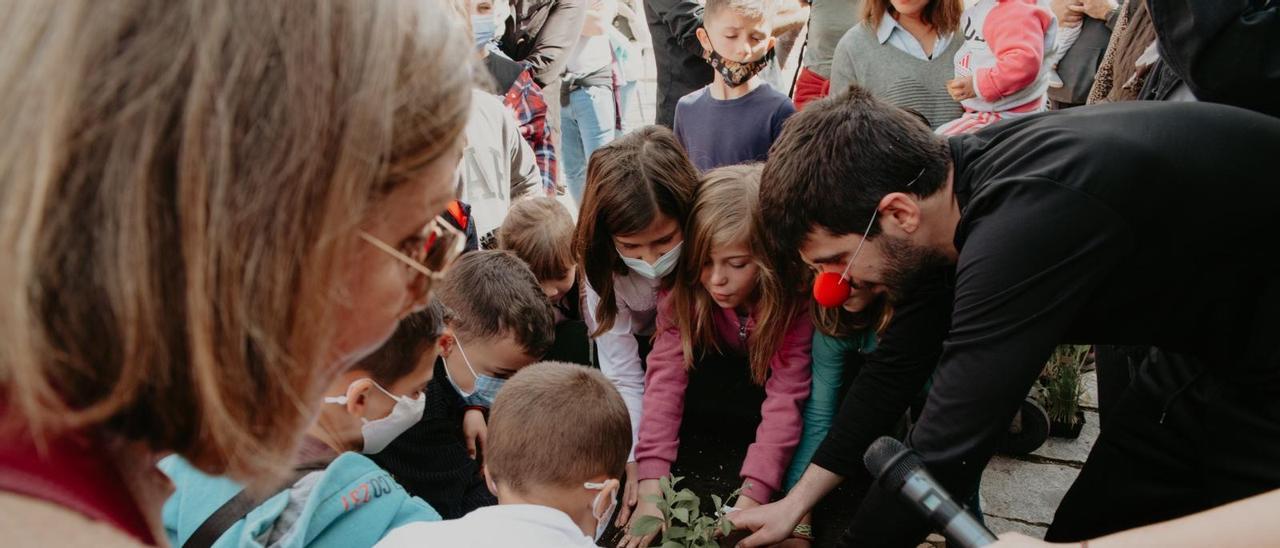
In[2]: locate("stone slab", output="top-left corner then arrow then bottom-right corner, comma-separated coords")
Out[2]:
980,456 -> 1080,526
984,515 -> 1048,540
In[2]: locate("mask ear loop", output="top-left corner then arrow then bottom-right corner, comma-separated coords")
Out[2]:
835,167 -> 926,286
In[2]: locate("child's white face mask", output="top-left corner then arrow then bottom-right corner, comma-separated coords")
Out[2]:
617,241 -> 683,280
324,379 -> 425,454
585,479 -> 620,541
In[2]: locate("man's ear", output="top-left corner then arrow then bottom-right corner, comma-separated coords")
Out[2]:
695,26 -> 713,58
345,378 -> 376,418
880,192 -> 923,236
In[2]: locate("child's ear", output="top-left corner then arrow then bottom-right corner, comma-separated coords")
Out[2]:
345,378 -> 376,418
438,332 -> 456,359
695,26 -> 713,58
483,466 -> 498,496
767,35 -> 777,53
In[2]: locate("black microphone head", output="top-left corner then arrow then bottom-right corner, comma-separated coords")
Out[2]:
864,436 -> 923,492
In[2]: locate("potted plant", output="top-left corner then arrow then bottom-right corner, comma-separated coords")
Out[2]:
629,475 -> 746,548
1040,345 -> 1088,439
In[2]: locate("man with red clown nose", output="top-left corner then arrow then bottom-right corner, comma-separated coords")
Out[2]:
727,85 -> 1280,548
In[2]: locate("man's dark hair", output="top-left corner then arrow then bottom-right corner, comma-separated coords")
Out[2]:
438,250 -> 556,358
760,85 -> 951,278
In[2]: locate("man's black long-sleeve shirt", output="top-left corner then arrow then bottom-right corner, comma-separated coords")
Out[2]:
823,102 -> 1280,546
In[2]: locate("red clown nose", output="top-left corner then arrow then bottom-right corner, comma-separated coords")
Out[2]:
812,272 -> 851,308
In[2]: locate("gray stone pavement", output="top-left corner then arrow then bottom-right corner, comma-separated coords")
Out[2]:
979,370 -> 1100,540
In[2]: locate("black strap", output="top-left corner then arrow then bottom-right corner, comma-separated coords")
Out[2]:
183,465 -> 324,548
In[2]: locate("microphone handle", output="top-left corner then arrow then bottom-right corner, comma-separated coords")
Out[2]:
900,470 -> 997,548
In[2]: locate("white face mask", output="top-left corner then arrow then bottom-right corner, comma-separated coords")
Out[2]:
617,241 -> 683,280
584,479 -> 619,541
324,379 -> 425,454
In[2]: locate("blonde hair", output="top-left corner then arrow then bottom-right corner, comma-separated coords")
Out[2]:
486,362 -> 631,491
0,0 -> 472,485
499,198 -> 576,282
705,0 -> 776,21
672,164 -> 800,384
573,126 -> 699,337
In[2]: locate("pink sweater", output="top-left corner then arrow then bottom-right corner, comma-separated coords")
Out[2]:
634,291 -> 813,504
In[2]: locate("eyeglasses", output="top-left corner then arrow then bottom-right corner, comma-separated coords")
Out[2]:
812,167 -> 926,308
360,215 -> 465,297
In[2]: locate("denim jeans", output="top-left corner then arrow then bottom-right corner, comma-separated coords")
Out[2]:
561,84 -> 616,202
616,79 -> 639,137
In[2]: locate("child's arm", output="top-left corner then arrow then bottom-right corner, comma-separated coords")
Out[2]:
783,332 -> 856,491
973,0 -> 1053,103
584,284 -> 646,462
739,312 -> 814,505
633,293 -> 692,483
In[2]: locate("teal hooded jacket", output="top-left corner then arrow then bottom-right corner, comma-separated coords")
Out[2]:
160,452 -> 440,547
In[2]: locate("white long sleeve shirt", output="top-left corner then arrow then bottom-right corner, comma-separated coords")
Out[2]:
584,271 -> 661,462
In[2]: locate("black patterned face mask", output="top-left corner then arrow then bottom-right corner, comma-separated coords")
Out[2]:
707,46 -> 776,88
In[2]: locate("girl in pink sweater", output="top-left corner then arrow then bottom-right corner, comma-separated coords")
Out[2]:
619,164 -> 813,548
937,0 -> 1057,135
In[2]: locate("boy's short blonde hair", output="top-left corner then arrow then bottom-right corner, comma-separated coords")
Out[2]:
705,0 -> 775,22
498,198 -> 576,282
486,362 -> 631,491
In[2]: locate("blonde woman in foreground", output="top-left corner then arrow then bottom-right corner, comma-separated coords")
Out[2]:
0,1 -> 472,544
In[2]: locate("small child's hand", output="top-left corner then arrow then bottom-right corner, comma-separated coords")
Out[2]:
614,461 -> 641,527
947,77 -> 976,102
463,407 -> 488,461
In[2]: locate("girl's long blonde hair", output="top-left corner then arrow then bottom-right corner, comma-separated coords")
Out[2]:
0,0 -> 472,485
672,165 -> 803,385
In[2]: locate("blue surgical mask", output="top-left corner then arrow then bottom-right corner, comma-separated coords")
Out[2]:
472,15 -> 496,51
447,336 -> 507,407
617,241 -> 683,280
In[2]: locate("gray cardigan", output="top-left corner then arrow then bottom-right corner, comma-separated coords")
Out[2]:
829,24 -> 964,129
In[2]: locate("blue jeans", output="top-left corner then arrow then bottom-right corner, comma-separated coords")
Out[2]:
561,84 -> 616,202
616,79 -> 639,137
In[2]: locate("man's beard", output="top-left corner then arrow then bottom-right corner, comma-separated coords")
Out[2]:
878,235 -> 952,302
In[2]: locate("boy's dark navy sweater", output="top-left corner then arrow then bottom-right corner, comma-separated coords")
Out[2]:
673,82 -> 795,172
371,360 -> 496,519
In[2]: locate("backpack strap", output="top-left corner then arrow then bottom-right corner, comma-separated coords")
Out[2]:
182,465 -> 323,548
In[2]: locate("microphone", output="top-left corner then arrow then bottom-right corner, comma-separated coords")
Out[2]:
864,436 -> 996,548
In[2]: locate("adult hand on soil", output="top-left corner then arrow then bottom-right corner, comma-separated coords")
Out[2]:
462,408 -> 487,461
614,462 -> 641,527
725,497 -> 806,548
947,77 -> 976,102
618,478 -> 662,548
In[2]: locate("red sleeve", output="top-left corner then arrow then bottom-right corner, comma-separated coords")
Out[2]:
739,308 -> 813,503
974,0 -> 1052,102
634,291 -> 691,481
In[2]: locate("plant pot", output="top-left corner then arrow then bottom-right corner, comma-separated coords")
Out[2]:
1049,410 -> 1086,439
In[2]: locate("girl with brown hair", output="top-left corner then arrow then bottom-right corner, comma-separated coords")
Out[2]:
571,125 -> 700,530
0,0 -> 471,544
620,164 -> 814,548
